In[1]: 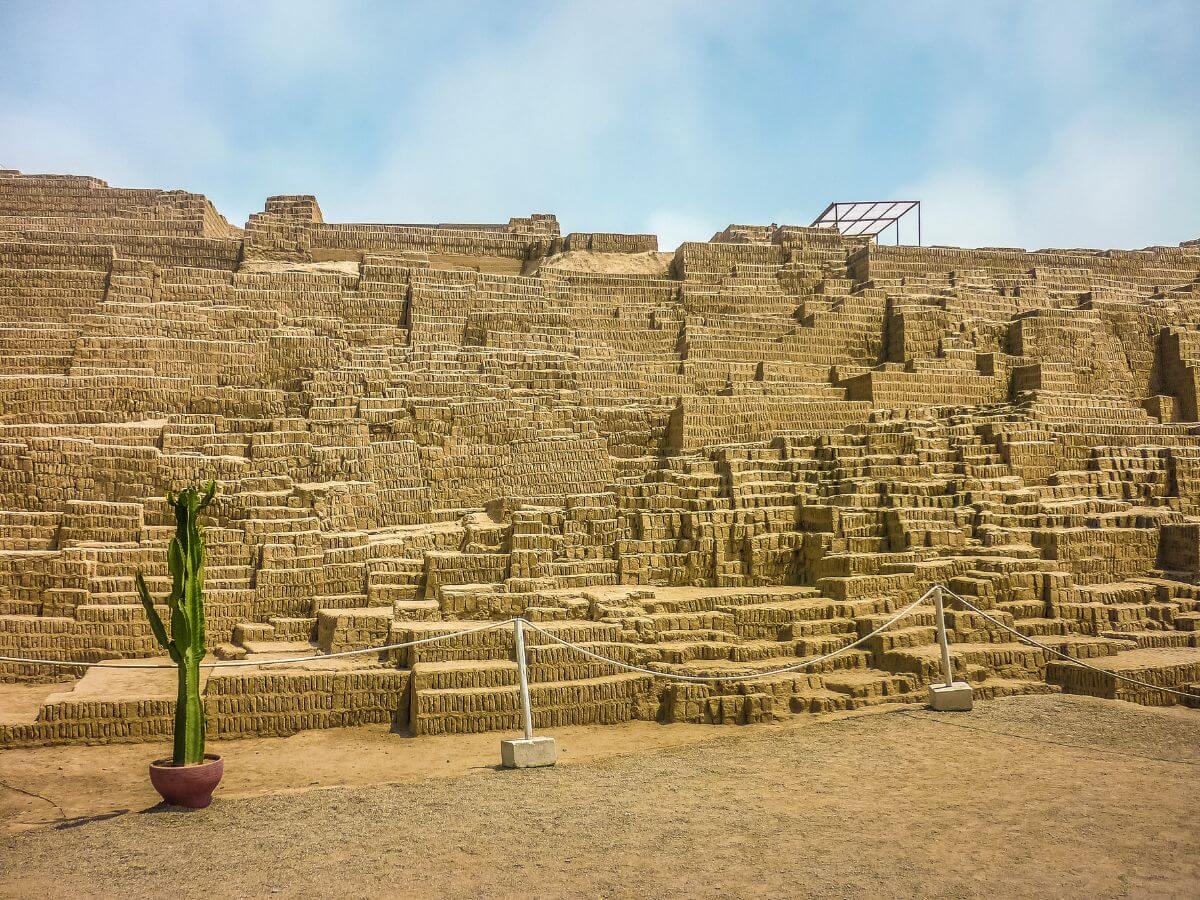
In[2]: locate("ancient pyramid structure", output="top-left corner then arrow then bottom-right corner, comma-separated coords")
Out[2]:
1,169 -> 1198,746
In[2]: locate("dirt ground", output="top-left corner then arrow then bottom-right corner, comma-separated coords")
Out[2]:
1,694 -> 1198,899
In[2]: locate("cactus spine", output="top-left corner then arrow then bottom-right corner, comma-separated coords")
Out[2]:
135,481 -> 217,766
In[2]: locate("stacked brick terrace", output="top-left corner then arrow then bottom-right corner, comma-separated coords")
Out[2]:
1,170 -> 1199,747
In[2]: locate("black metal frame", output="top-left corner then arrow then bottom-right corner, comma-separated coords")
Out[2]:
810,200 -> 921,245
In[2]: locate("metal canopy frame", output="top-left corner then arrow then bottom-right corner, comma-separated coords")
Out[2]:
811,200 -> 921,245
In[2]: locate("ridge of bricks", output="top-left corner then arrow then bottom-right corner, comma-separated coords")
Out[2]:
1,169 -> 1199,747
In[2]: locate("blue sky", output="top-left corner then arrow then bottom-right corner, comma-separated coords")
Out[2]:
2,0 -> 1197,250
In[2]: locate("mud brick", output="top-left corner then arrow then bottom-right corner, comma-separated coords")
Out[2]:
2,168 -> 1200,745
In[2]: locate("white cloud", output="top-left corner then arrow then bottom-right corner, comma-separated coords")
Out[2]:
900,106 -> 1200,250
643,211 -> 722,252
886,0 -> 1200,250
1,0 -> 1195,250
225,0 -> 360,81
896,171 -> 1021,249
0,6 -> 234,196
350,0 -> 738,226
0,105 -> 124,179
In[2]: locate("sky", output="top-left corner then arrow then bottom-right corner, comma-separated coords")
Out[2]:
1,0 -> 1197,251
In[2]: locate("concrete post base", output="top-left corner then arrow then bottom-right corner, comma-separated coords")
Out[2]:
928,681 -> 974,711
500,736 -> 557,768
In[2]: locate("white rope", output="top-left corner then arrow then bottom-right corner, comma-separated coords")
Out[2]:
0,618 -> 516,670
943,588 -> 1198,701
521,587 -> 936,683
5,582 -> 1193,700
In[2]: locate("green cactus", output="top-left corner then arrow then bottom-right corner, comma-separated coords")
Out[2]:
135,481 -> 217,766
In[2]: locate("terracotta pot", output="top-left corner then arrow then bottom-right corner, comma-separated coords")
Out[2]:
148,754 -> 224,808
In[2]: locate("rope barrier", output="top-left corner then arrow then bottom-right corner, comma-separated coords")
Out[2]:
0,618 -> 517,670
0,584 -> 1195,702
0,589 -> 935,681
522,587 -> 937,683
942,588 -> 1198,701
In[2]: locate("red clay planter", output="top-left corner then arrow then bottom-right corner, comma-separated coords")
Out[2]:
149,754 -> 224,809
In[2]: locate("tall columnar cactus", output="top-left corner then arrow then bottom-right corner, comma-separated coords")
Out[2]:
135,481 -> 217,766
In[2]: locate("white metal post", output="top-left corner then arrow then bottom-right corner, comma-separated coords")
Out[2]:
513,618 -> 534,741
499,617 -> 556,767
933,585 -> 954,687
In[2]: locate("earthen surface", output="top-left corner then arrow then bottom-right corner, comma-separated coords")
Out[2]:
0,694 -> 1196,898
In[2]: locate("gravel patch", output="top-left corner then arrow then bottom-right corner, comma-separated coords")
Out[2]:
1,694 -> 1197,899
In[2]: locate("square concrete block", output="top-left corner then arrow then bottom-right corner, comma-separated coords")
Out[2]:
928,681 -> 974,712
500,736 -> 557,768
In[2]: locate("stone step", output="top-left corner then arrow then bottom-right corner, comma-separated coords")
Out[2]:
729,598 -> 841,639
410,641 -> 643,691
820,668 -> 923,704
972,678 -> 1059,701
393,599 -> 441,621
391,619 -> 623,666
644,610 -> 736,634
652,646 -> 872,681
238,640 -> 319,656
1047,646 -> 1200,705
880,635 -> 1132,682
268,616 -> 317,642
1098,629 -> 1196,649
311,593 -> 371,612
316,607 -> 393,653
654,638 -> 749,664
865,624 -> 938,652
410,671 -> 655,735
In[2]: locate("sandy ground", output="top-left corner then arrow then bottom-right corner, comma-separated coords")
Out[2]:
538,249 -> 675,275
0,716 -> 728,831
1,694 -> 1198,898
239,258 -> 361,276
